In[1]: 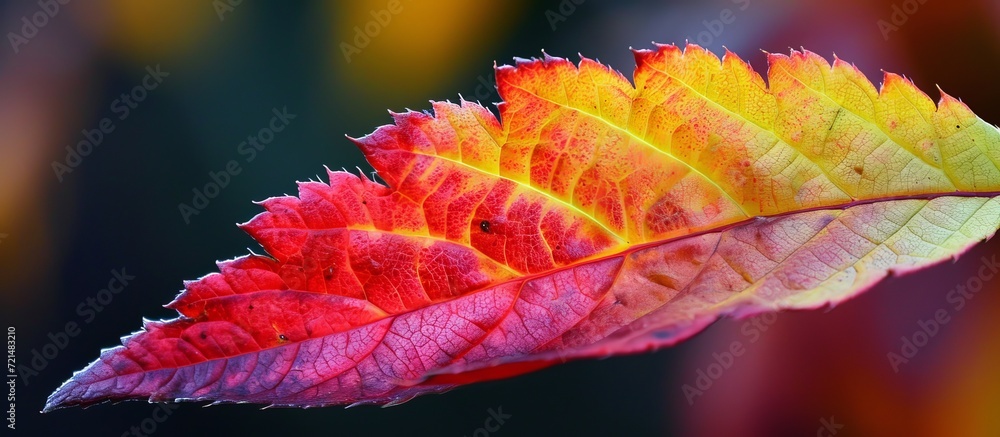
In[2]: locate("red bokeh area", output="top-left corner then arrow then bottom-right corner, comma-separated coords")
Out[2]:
678,238 -> 1000,437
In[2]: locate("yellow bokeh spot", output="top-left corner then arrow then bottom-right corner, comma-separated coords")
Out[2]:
84,0 -> 217,62
332,0 -> 523,102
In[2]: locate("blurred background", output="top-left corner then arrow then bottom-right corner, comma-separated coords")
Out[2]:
2,0 -> 1000,435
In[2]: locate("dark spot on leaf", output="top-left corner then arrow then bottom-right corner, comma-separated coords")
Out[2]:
279,334 -> 288,341
828,108 -> 843,130
199,332 -> 207,340
324,267 -> 335,280
362,200 -> 367,205
646,198 -> 689,234
853,165 -> 863,175
648,273 -> 679,290
480,220 -> 491,233
817,213 -> 837,229
248,304 -> 254,311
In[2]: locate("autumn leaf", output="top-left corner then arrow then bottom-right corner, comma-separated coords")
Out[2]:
45,44 -> 1000,411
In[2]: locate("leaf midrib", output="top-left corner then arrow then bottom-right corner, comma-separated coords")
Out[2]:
74,192 -> 999,401
500,80 -> 752,220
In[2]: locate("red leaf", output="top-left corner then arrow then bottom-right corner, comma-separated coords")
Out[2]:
45,44 -> 1000,411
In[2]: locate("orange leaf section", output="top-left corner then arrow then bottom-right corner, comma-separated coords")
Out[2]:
45,44 -> 1000,411
176,171 -> 519,317
355,102 -> 622,274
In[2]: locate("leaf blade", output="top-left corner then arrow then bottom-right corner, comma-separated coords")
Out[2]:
45,44 -> 1000,411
